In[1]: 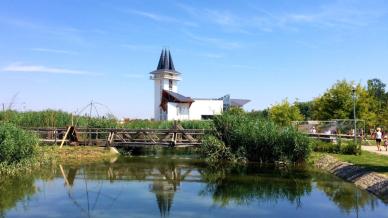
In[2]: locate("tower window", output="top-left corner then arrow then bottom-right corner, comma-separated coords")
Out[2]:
169,80 -> 173,91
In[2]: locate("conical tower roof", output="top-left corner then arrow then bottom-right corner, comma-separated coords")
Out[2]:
156,49 -> 176,71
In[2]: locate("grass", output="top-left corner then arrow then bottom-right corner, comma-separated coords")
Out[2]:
332,151 -> 388,177
40,146 -> 119,165
0,146 -> 119,175
309,151 -> 388,177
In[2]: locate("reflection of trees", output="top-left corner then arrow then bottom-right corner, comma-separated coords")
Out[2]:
59,158 -> 200,218
0,175 -> 36,217
0,166 -> 56,218
315,174 -> 379,214
199,164 -> 312,207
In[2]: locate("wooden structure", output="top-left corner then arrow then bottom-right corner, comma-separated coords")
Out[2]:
28,125 -> 205,148
306,133 -> 363,142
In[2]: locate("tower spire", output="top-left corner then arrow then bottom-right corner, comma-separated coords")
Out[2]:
164,49 -> 170,70
157,49 -> 165,70
156,49 -> 176,71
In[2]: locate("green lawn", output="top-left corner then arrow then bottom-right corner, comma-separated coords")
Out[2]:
310,151 -> 388,177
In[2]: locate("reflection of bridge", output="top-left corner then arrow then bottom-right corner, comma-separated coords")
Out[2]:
58,160 -> 201,218
28,125 -> 206,147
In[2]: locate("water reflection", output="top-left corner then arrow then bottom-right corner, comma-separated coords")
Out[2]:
0,166 -> 56,218
0,175 -> 36,218
0,157 -> 386,218
198,164 -> 313,207
315,174 -> 380,215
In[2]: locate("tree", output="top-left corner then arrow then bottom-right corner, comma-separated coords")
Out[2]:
367,79 -> 388,115
311,80 -> 378,129
295,101 -> 313,120
248,109 -> 268,120
367,78 -> 386,103
312,80 -> 354,120
268,99 -> 304,126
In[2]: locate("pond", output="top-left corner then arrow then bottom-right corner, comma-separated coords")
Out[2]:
1,155 -> 387,218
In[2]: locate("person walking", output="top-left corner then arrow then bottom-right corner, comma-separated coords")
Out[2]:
384,135 -> 388,152
375,128 -> 382,151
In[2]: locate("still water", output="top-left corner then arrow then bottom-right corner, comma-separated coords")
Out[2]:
1,156 -> 387,218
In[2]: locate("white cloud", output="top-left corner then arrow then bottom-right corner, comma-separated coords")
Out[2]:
121,44 -> 159,52
186,32 -> 242,49
199,53 -> 224,59
31,48 -> 78,55
0,17 -> 89,45
1,63 -> 98,75
119,9 -> 197,27
122,74 -> 144,79
178,1 -> 387,33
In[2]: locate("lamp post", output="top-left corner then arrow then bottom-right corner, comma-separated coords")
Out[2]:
352,85 -> 357,144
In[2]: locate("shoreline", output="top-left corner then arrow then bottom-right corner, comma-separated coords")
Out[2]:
40,146 -> 120,165
314,154 -> 388,203
0,146 -> 119,175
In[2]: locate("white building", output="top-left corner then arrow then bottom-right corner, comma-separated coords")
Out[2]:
150,49 -> 250,121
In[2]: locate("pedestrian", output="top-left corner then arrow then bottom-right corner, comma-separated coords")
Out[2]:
384,135 -> 388,152
311,126 -> 317,134
376,128 -> 382,151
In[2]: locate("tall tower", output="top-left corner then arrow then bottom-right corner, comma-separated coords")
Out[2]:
150,49 -> 181,120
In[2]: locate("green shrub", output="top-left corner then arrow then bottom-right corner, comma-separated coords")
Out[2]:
311,140 -> 340,153
0,122 -> 39,164
198,135 -> 240,163
311,139 -> 360,155
210,108 -> 310,163
340,141 -> 360,155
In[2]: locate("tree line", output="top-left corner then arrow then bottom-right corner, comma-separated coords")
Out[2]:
251,78 -> 388,130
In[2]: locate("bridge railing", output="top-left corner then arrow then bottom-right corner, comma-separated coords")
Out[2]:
26,126 -> 207,147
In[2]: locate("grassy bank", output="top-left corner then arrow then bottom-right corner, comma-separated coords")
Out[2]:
0,146 -> 118,175
309,152 -> 388,177
0,121 -> 118,174
40,146 -> 119,165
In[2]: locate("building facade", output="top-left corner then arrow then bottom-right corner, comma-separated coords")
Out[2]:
150,49 -> 249,121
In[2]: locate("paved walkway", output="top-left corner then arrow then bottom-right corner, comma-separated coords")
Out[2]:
362,145 -> 388,156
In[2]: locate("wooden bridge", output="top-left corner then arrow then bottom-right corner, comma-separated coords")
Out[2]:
29,125 -> 206,148
306,132 -> 363,142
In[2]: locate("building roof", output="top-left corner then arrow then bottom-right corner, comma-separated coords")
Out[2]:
160,90 -> 194,111
157,49 -> 175,71
230,99 -> 251,107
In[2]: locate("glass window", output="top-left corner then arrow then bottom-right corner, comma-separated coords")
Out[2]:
169,80 -> 173,91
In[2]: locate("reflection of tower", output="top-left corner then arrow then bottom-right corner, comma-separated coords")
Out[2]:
149,168 -> 181,218
151,181 -> 176,218
150,49 -> 181,121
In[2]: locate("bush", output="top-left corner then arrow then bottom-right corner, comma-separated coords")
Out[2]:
0,122 -> 38,164
340,141 -> 360,155
210,108 -> 310,163
197,135 -> 240,163
311,139 -> 360,155
310,140 -> 340,153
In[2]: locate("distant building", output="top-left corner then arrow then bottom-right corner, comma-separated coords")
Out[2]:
150,49 -> 250,121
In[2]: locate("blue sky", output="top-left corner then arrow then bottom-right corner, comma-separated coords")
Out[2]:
1,0 -> 388,118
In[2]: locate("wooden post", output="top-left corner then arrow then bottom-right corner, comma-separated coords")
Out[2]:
60,126 -> 71,148
54,129 -> 57,145
59,164 -> 70,187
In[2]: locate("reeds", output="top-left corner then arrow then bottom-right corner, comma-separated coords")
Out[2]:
206,108 -> 311,163
0,110 -> 214,129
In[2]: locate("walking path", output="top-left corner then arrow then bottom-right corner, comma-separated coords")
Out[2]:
362,145 -> 388,156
